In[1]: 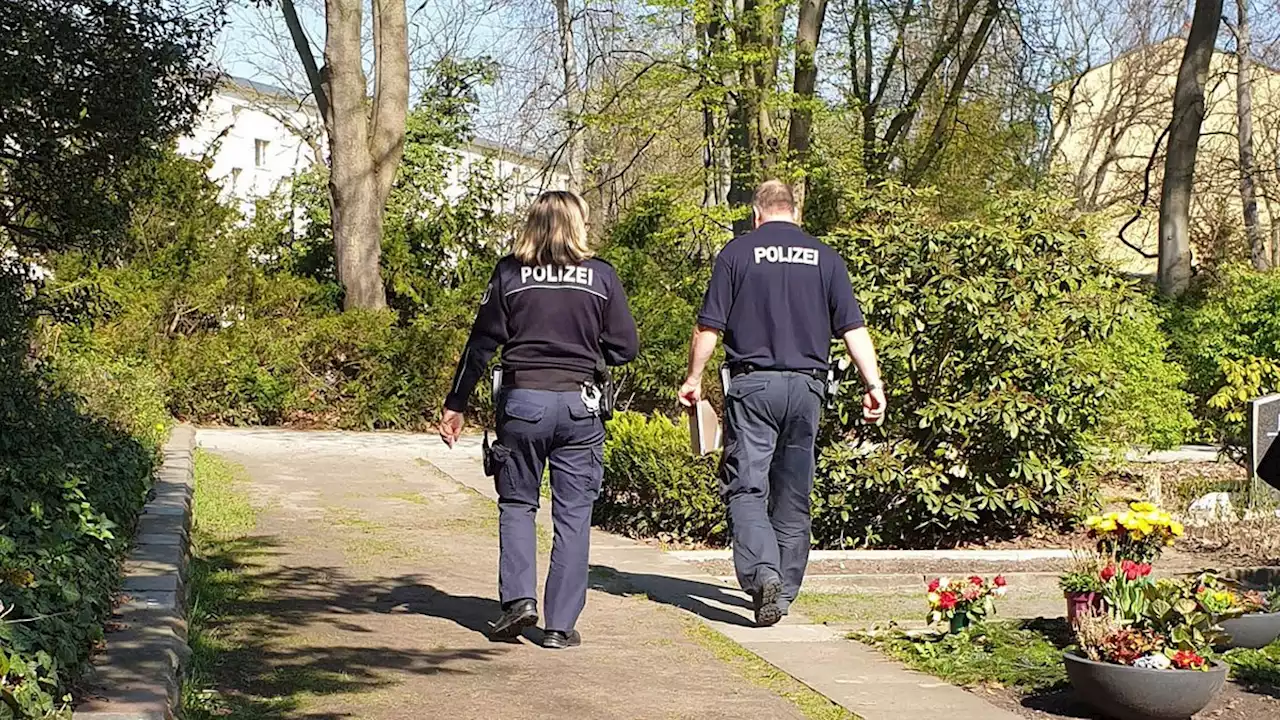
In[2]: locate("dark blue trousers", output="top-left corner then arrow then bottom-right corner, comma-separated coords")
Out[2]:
720,371 -> 823,602
495,389 -> 604,633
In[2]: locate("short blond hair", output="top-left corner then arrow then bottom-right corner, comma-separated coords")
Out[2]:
753,180 -> 796,216
513,191 -> 593,266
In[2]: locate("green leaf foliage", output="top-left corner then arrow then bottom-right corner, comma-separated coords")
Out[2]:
1,273 -> 166,718
814,186 -> 1191,547
1167,264 -> 1280,444
597,411 -> 726,544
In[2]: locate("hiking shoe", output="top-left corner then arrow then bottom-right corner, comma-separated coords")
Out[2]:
491,599 -> 538,639
754,575 -> 784,627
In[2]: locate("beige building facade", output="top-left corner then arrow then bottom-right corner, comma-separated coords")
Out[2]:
1052,39 -> 1280,275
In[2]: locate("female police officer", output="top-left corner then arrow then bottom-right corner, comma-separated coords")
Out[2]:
438,190 -> 638,649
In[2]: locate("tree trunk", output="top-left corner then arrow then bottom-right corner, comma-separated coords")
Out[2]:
788,0 -> 829,218
1235,0 -> 1265,269
555,0 -> 585,192
1157,0 -> 1222,297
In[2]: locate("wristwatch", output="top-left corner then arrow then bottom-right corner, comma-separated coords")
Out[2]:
866,381 -> 884,392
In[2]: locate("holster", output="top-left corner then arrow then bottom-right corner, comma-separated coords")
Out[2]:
482,430 -> 511,478
594,359 -> 616,421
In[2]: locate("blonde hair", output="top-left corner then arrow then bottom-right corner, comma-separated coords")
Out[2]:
513,191 -> 593,266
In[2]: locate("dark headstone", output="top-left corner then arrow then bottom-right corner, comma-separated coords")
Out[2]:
1248,394 -> 1280,503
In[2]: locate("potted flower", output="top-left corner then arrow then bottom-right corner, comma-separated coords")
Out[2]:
1083,501 -> 1184,563
925,575 -> 1006,634
1219,586 -> 1280,650
1059,552 -> 1105,626
1066,609 -> 1228,720
1063,575 -> 1231,720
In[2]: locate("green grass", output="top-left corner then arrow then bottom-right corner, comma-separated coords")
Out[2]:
183,450 -> 276,719
855,619 -> 1072,693
794,592 -> 923,626
1224,640 -> 1280,688
684,620 -> 859,720
384,491 -> 430,505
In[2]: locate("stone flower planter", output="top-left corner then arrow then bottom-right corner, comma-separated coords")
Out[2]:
1218,611 -> 1280,650
1063,651 -> 1227,720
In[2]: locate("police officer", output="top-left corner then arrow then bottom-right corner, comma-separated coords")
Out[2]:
439,191 -> 638,649
677,180 -> 885,627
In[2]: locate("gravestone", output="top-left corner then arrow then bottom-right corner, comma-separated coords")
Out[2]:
1248,394 -> 1280,505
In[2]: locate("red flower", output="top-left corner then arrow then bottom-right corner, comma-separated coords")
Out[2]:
968,575 -> 984,586
1100,564 -> 1116,582
1122,560 -> 1147,582
1171,650 -> 1206,670
938,592 -> 958,610
963,587 -> 981,601
993,575 -> 1006,588
928,578 -> 940,593
1137,563 -> 1152,578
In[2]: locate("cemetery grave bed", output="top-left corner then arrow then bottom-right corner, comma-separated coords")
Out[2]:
856,620 -> 1280,719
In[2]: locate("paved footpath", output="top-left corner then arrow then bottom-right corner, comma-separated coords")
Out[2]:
198,428 -> 1018,720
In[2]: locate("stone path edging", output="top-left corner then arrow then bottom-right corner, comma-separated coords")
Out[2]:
74,426 -> 195,720
429,444 -> 1022,720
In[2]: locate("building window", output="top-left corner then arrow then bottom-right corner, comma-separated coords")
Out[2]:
254,139 -> 270,168
230,167 -> 242,187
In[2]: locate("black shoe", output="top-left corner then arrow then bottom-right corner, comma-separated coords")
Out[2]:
543,629 -> 582,649
491,599 -> 538,639
753,575 -> 784,627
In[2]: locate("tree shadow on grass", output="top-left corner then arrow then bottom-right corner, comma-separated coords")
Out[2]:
183,533 -> 511,720
589,564 -> 757,627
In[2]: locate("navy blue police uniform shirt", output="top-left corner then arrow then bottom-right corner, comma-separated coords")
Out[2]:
444,255 -> 639,412
697,221 -> 864,373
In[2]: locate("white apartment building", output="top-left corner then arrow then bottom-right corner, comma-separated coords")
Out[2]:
177,76 -> 570,211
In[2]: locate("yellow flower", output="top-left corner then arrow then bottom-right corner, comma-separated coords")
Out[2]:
1084,516 -> 1102,528
1165,538 -> 1176,546
1170,521 -> 1184,537
1131,502 -> 1157,513
928,592 -> 941,605
1098,519 -> 1118,532
1137,521 -> 1153,534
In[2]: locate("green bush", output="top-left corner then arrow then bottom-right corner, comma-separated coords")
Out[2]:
1083,298 -> 1195,452
814,187 -> 1181,547
1167,265 -> 1280,444
598,190 -> 734,411
1,274 -> 165,719
597,411 -> 725,544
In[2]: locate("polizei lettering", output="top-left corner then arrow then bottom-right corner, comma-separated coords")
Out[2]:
520,265 -> 595,286
753,246 -> 820,266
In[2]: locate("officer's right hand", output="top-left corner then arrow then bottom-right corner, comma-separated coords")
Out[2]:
677,377 -> 702,409
439,408 -> 465,448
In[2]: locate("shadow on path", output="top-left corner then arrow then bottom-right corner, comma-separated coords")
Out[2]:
184,535 -> 513,720
590,564 -> 756,627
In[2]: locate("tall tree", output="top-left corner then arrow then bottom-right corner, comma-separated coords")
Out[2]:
278,0 -> 409,310
787,0 -> 830,214
842,0 -> 1006,187
554,0 -> 585,192
0,0 -> 220,257
1232,0 -> 1265,270
1157,0 -> 1223,297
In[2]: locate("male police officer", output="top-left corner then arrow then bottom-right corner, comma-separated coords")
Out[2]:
678,180 -> 885,627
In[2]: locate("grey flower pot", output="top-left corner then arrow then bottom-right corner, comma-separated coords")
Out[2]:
1063,651 -> 1227,720
1218,611 -> 1280,650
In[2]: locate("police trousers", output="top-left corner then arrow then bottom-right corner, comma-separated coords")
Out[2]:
720,371 -> 823,602
495,388 -> 605,633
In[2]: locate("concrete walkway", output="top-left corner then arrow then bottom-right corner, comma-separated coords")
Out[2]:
198,428 -> 1020,720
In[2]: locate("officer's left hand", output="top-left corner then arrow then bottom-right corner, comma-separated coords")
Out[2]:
862,386 -> 887,424
439,409 -> 465,448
